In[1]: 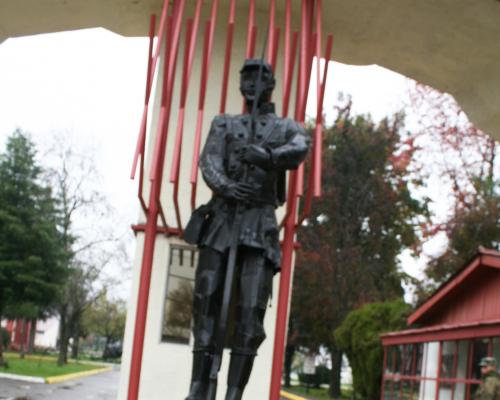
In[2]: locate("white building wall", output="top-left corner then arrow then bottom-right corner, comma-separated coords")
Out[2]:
119,2 -> 301,399
34,317 -> 60,349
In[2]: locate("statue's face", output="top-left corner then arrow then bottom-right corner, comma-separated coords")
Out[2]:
240,68 -> 274,104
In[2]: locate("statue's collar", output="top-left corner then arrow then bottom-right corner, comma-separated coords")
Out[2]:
258,102 -> 275,115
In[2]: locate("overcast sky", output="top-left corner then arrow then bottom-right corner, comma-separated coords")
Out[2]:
0,28 -> 446,300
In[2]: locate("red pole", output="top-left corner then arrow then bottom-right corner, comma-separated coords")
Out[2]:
190,0 -> 220,210
219,0 -> 236,114
127,0 -> 186,398
297,34 -> 333,224
281,31 -> 298,118
269,169 -> 300,400
270,27 -> 281,73
131,14 -> 157,181
314,35 -> 333,197
169,18 -> 194,231
267,0 -> 276,62
283,0 -> 292,92
245,0 -> 256,58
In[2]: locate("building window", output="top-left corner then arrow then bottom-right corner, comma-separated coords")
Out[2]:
382,336 -> 500,400
161,243 -> 198,344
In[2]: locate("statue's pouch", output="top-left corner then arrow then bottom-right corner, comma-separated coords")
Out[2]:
184,200 -> 214,245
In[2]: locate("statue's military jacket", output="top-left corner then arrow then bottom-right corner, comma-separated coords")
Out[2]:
198,105 -> 309,271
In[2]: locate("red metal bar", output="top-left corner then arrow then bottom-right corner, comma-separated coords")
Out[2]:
245,0 -> 256,58
297,35 -> 333,225
190,22 -> 211,209
219,0 -> 236,113
294,0 -> 314,200
151,0 -> 186,182
296,164 -> 305,197
314,35 -> 333,196
281,31 -> 298,118
279,0 -> 309,227
269,171 -> 299,400
131,224 -> 181,236
297,0 -> 308,119
131,0 -> 169,179
190,0 -> 219,210
131,15 -> 156,181
149,14 -> 173,181
270,27 -> 281,74
169,19 -> 193,182
135,15 -> 157,214
168,0 -> 204,183
126,1 -> 186,398
169,19 -> 193,231
267,0 -> 276,62
283,0 -> 292,93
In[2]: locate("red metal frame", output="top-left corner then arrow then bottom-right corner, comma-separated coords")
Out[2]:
129,1 -> 334,399
245,0 -> 256,59
169,0 -> 204,232
127,0 -> 187,398
219,0 -> 236,114
190,0 -> 220,211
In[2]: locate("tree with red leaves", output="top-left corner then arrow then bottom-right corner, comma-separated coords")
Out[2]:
407,83 -> 499,293
289,100 -> 428,398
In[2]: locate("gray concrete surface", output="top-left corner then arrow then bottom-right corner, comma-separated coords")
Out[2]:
0,368 -> 120,400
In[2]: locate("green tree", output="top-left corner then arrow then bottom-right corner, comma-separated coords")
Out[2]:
334,300 -> 411,399
42,139 -> 126,365
0,130 -> 65,363
408,83 -> 499,295
290,101 -> 428,397
425,177 -> 500,286
82,292 -> 126,360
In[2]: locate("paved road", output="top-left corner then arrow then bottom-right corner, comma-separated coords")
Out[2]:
0,369 -> 292,400
0,368 -> 120,400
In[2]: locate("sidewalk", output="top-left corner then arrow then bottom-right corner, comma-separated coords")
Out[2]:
0,367 -> 120,400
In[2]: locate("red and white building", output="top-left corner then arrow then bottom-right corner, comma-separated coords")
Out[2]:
381,248 -> 500,400
1,317 -> 59,351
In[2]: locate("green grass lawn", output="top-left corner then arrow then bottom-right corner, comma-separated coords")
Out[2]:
1,352 -> 104,378
284,385 -> 353,400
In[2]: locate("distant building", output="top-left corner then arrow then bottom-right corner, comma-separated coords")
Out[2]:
1,317 -> 59,351
381,248 -> 500,400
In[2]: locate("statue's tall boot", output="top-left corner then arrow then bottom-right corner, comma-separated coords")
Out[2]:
225,354 -> 255,400
185,351 -> 213,400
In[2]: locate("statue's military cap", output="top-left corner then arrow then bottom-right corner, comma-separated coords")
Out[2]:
240,58 -> 274,75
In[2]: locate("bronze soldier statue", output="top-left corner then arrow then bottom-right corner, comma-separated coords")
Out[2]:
184,59 -> 309,400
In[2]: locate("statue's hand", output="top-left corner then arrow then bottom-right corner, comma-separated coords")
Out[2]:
239,144 -> 273,169
224,181 -> 253,201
